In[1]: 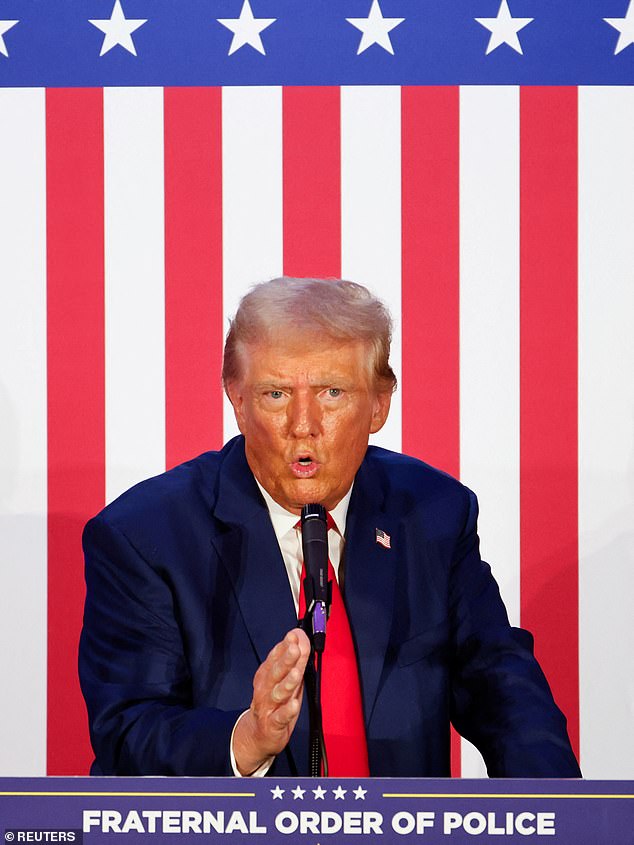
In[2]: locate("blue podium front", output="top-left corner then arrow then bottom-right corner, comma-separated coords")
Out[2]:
0,778 -> 631,844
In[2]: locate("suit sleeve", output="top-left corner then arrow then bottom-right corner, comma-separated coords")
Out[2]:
448,489 -> 582,777
79,514 -> 243,776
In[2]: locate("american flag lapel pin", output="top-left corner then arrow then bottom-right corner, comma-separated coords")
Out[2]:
375,528 -> 391,549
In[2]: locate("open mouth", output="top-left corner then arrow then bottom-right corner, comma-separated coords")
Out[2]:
290,455 -> 319,478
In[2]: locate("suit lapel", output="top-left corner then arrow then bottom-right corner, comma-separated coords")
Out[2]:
211,438 -> 297,662
344,455 -> 398,726
210,437 -> 309,774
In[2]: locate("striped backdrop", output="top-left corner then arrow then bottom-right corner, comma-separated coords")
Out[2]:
0,84 -> 633,779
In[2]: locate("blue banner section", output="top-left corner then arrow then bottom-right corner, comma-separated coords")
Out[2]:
0,778 -> 632,844
0,0 -> 633,87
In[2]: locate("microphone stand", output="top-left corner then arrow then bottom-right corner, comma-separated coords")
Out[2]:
299,575 -> 327,777
299,505 -> 332,777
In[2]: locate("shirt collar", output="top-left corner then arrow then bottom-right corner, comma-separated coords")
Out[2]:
255,478 -> 353,542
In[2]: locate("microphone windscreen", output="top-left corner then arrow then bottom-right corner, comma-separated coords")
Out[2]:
301,504 -> 328,598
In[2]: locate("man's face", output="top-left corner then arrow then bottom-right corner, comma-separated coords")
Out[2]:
227,334 -> 391,514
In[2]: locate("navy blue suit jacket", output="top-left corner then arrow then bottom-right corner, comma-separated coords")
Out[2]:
79,436 -> 580,777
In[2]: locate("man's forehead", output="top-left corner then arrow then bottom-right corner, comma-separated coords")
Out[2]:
239,335 -> 372,373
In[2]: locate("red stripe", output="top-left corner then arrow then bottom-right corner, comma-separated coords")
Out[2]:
520,87 -> 579,758
401,86 -> 460,478
46,88 -> 105,774
164,87 -> 224,469
401,86 -> 461,775
283,87 -> 341,278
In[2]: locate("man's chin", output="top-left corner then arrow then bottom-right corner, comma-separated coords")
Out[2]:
281,479 -> 340,513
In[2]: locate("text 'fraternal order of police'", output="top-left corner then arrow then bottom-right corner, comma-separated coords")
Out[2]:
83,809 -> 556,836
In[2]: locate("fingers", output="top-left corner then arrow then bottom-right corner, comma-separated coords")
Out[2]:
271,664 -> 300,701
293,627 -> 312,662
269,691 -> 301,728
254,632 -> 309,727
271,627 -> 311,667
261,629 -> 311,698
257,630 -> 311,724
233,628 -> 312,774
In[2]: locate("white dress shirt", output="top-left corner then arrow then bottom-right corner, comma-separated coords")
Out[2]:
256,480 -> 352,608
230,481 -> 353,776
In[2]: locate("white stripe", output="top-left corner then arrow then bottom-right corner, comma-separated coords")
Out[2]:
222,87 -> 283,439
578,86 -> 634,778
341,86 -> 402,453
0,88 -> 47,775
104,87 -> 166,504
459,85 -> 521,778
459,86 -> 520,623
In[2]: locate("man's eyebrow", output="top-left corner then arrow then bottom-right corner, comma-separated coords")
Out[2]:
252,376 -> 357,390
310,381 -> 351,389
253,381 -> 292,390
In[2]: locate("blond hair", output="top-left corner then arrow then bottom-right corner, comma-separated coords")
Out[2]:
222,277 -> 397,393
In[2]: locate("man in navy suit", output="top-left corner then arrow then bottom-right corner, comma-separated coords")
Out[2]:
79,277 -> 580,778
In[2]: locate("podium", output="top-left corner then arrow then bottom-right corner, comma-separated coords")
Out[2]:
0,777 -> 632,843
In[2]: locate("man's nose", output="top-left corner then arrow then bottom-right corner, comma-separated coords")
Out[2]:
287,392 -> 322,438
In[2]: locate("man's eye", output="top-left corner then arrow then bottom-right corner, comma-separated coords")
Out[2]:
327,388 -> 342,398
269,390 -> 284,400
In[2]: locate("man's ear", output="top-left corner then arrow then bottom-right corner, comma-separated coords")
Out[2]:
225,381 -> 246,435
369,390 -> 392,435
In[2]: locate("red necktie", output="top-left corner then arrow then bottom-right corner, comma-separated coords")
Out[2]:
297,515 -> 370,776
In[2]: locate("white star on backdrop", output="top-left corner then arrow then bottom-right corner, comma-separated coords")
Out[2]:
312,785 -> 327,799
353,785 -> 368,800
292,784 -> 306,799
346,0 -> 404,55
605,0 -> 634,54
217,0 -> 276,56
0,19 -> 18,57
270,785 -> 285,799
475,0 -> 533,55
89,0 -> 147,56
332,785 -> 347,800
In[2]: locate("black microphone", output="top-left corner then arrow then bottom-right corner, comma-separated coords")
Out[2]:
300,503 -> 330,653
